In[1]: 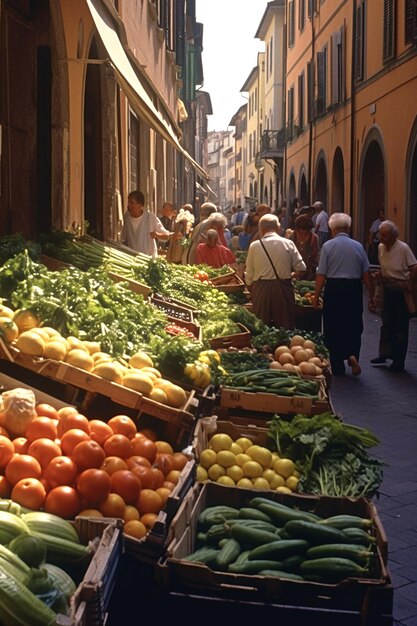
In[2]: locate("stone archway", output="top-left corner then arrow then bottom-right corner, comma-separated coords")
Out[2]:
406,119 -> 417,255
332,147 -> 344,212
288,170 -> 297,223
299,169 -> 308,206
314,152 -> 328,209
359,131 -> 386,246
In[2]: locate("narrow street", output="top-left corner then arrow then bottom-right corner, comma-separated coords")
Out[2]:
330,306 -> 417,626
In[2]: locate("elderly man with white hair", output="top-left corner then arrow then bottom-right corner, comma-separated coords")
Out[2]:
245,213 -> 306,329
313,212 -> 374,376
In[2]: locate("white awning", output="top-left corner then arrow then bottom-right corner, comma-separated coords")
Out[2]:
86,0 -> 209,180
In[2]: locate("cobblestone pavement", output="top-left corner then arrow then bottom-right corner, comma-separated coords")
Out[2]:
329,307 -> 417,626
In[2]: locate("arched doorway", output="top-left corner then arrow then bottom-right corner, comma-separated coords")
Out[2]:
288,171 -> 297,223
314,152 -> 328,209
406,121 -> 417,255
299,169 -> 308,206
359,132 -> 385,246
84,37 -> 104,238
332,147 -> 344,212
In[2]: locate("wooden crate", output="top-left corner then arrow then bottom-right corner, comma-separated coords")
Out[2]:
208,323 -> 251,350
150,295 -> 195,323
210,272 -> 245,294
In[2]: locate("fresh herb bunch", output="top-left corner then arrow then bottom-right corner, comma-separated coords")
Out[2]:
219,349 -> 271,374
228,306 -> 267,335
251,326 -> 291,353
151,334 -> 203,380
0,234 -> 41,265
267,412 -> 384,498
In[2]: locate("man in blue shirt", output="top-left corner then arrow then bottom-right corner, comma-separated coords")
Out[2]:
313,213 -> 375,376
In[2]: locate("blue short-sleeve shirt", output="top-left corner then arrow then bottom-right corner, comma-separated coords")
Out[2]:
317,233 -> 370,278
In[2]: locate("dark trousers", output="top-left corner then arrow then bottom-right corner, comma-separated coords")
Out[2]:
252,279 -> 295,330
379,284 -> 410,368
323,278 -> 363,374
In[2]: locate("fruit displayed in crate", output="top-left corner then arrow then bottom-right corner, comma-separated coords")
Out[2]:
270,335 -> 329,376
197,433 -> 300,493
0,393 -> 190,541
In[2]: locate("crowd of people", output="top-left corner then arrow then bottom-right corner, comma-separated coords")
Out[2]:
122,189 -> 417,375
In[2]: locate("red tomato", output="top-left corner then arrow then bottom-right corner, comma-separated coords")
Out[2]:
103,434 -> 132,459
0,435 -> 14,468
11,477 -> 46,509
77,468 -> 112,505
60,429 -> 90,456
25,417 -> 58,442
0,476 -> 12,498
72,440 -> 106,471
101,456 -> 128,475
44,455 -> 78,488
130,465 -> 155,490
44,486 -> 81,519
153,453 -> 175,477
89,420 -> 113,446
110,470 -> 141,504
125,455 -> 152,470
35,403 -> 59,420
57,413 -> 90,438
131,437 -> 157,463
12,437 -> 29,454
27,438 -> 62,469
107,415 -> 137,439
151,467 -> 165,489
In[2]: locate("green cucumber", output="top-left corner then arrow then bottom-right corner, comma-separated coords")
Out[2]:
300,557 -> 370,580
205,523 -> 231,545
238,507 -> 274,523
249,498 -> 320,524
230,524 -> 279,547
200,506 -> 240,526
318,514 -> 373,530
343,527 -> 376,546
215,538 -> 242,570
306,543 -> 373,565
248,539 -> 309,562
228,559 -> 284,574
258,570 -> 304,580
183,547 -> 220,565
284,520 -> 350,545
226,519 -> 280,534
281,554 -> 305,572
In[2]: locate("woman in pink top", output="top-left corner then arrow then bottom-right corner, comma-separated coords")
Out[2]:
196,229 -> 236,268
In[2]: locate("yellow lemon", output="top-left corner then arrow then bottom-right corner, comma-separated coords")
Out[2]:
269,474 -> 286,489
208,463 -> 226,481
199,449 -> 217,469
216,475 -> 235,486
236,478 -> 254,489
196,465 -> 208,482
272,452 -> 281,462
235,437 -> 253,451
230,442 -> 243,455
252,477 -> 271,490
274,458 -> 296,479
216,450 -> 236,468
242,460 -> 263,479
209,433 -> 233,452
286,476 -> 300,491
293,469 -> 301,478
276,485 -> 293,494
262,468 -> 276,484
246,445 -> 273,468
226,465 -> 244,483
235,453 -> 252,467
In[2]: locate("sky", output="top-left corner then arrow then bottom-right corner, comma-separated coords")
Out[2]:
195,1 -> 267,132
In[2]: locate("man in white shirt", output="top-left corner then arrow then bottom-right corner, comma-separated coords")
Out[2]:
313,201 -> 329,249
245,214 -> 306,329
122,190 -> 169,257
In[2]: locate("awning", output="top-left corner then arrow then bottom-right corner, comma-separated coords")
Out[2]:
195,180 -> 218,199
86,0 -> 209,180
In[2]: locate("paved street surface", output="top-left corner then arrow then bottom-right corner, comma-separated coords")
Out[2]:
330,306 -> 417,626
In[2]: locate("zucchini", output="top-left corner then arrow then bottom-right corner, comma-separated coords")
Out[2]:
230,524 -> 279,547
201,506 -> 240,526
31,532 -> 92,565
258,570 -> 304,580
281,554 -> 305,572
248,539 -> 309,562
234,550 -> 251,565
205,523 -> 231,545
343,527 -> 376,546
0,566 -> 56,626
250,498 -> 320,524
318,514 -> 373,530
300,557 -> 370,581
306,543 -> 373,565
215,538 -> 242,570
226,519 -> 280,534
228,559 -> 285,574
183,546 -> 220,566
238,507 -> 274,523
284,520 -> 350,545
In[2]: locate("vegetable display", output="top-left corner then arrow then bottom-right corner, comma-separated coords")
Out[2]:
221,369 -> 321,398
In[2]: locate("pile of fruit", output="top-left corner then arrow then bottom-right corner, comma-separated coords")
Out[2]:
269,334 -> 329,377
0,396 -> 190,541
196,432 -> 300,494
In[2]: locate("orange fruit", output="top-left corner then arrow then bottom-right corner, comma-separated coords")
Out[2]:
78,508 -> 103,517
25,417 -> 58,442
72,440 -> 106,471
5,454 -> 42,485
103,434 -> 133,459
12,437 -> 29,454
99,493 -> 126,518
140,512 -> 158,530
136,489 -> 164,515
154,440 -> 174,455
89,420 -> 113,446
155,487 -> 171,505
101,456 -> 128,475
123,505 -> 140,522
107,415 -> 137,440
165,470 -> 181,485
12,477 -> 46,510
60,429 -> 90,456
0,435 -> 14,468
123,519 -> 147,540
171,452 -> 189,471
27,438 -> 62,469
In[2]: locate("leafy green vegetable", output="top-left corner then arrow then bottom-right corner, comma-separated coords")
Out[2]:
219,350 -> 271,374
0,234 -> 41,265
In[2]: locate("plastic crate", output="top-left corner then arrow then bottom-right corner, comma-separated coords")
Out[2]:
150,296 -> 195,323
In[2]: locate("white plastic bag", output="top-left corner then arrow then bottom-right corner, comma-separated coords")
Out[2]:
1,388 -> 37,437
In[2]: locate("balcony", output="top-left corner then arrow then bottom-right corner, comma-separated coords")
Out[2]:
259,129 -> 285,160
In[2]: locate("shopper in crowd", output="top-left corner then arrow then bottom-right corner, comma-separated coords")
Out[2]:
182,202 -> 217,264
245,214 -> 306,329
158,201 -> 176,253
289,215 -> 319,280
196,229 -> 236,268
250,204 -> 272,243
231,204 -> 246,227
370,220 -> 417,372
122,190 -> 169,257
313,212 -> 374,376
238,212 -> 260,251
368,208 -> 385,264
313,201 -> 330,249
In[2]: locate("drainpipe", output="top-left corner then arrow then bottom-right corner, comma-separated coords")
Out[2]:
308,11 -> 316,204
282,6 -> 287,207
350,0 -> 357,231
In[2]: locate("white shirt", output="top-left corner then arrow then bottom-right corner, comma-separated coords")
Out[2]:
245,232 -> 306,285
315,210 -> 329,233
379,239 -> 417,280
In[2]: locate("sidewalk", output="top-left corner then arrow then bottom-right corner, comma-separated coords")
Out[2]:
329,307 -> 417,626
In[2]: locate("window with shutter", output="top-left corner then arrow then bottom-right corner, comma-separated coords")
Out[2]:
405,0 -> 417,44
316,48 -> 327,116
175,0 -> 185,67
383,0 -> 396,62
289,1 -> 295,46
354,2 -> 365,82
299,0 -> 306,30
287,86 -> 294,140
298,73 -> 304,131
307,60 -> 314,122
307,0 -> 315,19
331,29 -> 344,105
